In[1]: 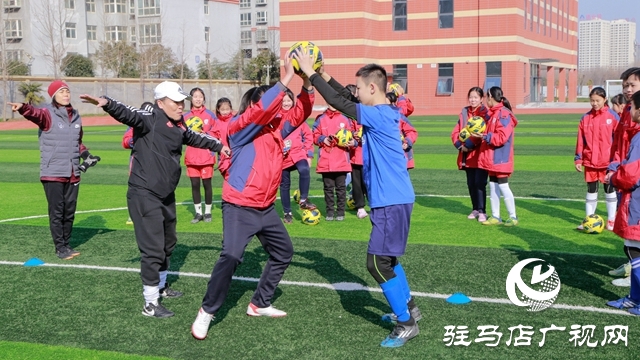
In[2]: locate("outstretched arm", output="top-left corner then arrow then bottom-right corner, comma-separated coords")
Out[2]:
80,95 -> 152,133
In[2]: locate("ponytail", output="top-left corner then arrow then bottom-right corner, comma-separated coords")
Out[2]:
488,86 -> 512,111
501,97 -> 512,111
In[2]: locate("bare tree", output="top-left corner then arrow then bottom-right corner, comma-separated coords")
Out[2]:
139,44 -> 175,79
32,0 -> 73,78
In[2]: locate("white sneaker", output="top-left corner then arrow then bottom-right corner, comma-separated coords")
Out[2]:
191,308 -> 214,340
612,277 -> 631,287
357,208 -> 368,219
246,303 -> 287,317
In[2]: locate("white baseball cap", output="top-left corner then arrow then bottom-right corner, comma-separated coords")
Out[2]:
154,81 -> 191,101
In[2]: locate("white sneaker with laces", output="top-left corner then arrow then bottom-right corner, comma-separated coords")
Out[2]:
357,208 -> 368,219
191,308 -> 214,340
246,303 -> 287,317
612,276 -> 631,287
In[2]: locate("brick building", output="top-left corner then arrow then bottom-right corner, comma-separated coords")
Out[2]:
280,0 -> 579,115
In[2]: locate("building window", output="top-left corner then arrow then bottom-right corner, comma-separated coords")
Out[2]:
139,23 -> 161,44
256,29 -> 267,42
87,25 -> 97,40
256,11 -> 267,24
393,64 -> 408,93
392,0 -> 407,31
105,0 -> 127,13
438,0 -> 453,29
243,49 -> 252,58
130,26 -> 136,43
437,63 -> 454,95
65,22 -> 76,39
256,0 -> 266,5
204,0 -> 209,15
105,26 -> 127,41
138,0 -> 160,16
86,0 -> 95,12
241,30 -> 251,45
485,62 -> 502,90
3,0 -> 21,7
240,13 -> 251,26
204,27 -> 210,42
4,19 -> 22,39
240,0 -> 250,8
65,0 -> 75,9
4,49 -> 22,61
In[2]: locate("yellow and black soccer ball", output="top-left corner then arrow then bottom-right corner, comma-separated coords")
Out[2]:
185,116 -> 204,133
582,214 -> 605,234
459,128 -> 471,142
289,41 -> 323,75
302,209 -> 321,225
293,189 -> 301,203
466,116 -> 486,134
335,129 -> 353,147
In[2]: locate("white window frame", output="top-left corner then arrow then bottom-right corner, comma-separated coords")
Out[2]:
204,26 -> 210,42
241,30 -> 251,45
255,29 -> 267,42
138,0 -> 160,16
256,0 -> 266,5
65,0 -> 75,9
86,0 -> 96,12
240,13 -> 251,26
3,0 -> 22,7
139,23 -> 161,44
240,0 -> 250,9
437,63 -> 454,95
204,0 -> 209,15
130,26 -> 136,43
65,22 -> 77,39
87,25 -> 97,41
4,19 -> 22,39
105,25 -> 127,41
256,11 -> 267,24
105,0 -> 127,14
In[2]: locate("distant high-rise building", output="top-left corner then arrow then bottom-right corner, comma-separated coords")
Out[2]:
239,0 -> 279,59
578,18 -> 636,70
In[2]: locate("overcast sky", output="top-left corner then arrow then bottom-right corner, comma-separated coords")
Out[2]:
578,0 -> 638,40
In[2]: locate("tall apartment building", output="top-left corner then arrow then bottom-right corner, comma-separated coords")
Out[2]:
578,18 -> 636,70
281,0 -> 579,115
1,0 -> 240,77
239,0 -> 279,58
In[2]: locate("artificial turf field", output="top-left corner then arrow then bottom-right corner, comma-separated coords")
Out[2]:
0,114 -> 637,359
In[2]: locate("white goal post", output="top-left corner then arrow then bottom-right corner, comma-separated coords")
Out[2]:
605,79 -> 623,101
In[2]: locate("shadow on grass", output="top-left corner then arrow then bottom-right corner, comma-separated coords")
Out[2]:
291,250 -> 390,329
71,215 -> 115,248
516,200 -> 584,227
414,194 -> 471,216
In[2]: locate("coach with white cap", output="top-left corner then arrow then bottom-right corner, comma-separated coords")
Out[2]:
81,81 -> 230,318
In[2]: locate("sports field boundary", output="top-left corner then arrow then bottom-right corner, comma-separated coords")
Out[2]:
0,260 -> 630,317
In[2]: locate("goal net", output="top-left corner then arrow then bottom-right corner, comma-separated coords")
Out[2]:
605,79 -> 623,100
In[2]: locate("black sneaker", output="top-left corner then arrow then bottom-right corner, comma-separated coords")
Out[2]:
142,302 -> 174,318
65,246 -> 80,258
56,247 -> 74,260
191,214 -> 204,224
204,213 -> 212,223
299,199 -> 317,210
160,286 -> 184,298
283,213 -> 293,224
380,318 -> 419,347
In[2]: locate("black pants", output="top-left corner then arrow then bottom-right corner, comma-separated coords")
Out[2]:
201,202 -> 293,314
127,187 -> 177,287
465,168 -> 488,213
322,172 -> 347,217
351,164 -> 367,209
42,180 -> 80,251
280,160 -> 311,213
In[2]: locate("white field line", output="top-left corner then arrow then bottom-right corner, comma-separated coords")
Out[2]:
0,194 -> 584,224
0,260 -> 631,317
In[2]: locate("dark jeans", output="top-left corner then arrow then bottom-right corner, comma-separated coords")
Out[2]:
127,187 -> 177,286
280,160 -> 311,213
322,172 -> 347,217
465,168 -> 488,213
201,202 -> 293,314
42,180 -> 80,251
351,164 -> 367,209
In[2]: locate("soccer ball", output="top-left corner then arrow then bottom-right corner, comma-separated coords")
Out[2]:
355,126 -> 363,139
388,83 -> 403,96
289,41 -> 323,75
302,209 -> 321,225
466,116 -> 486,134
335,129 -> 353,147
459,128 -> 471,142
347,197 -> 356,210
293,189 -> 300,203
582,214 -> 605,234
185,116 -> 204,133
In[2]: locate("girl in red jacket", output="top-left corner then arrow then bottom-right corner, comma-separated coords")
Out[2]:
611,94 -> 628,118
313,106 -> 354,221
474,87 -> 519,226
451,87 -> 489,222
184,88 -> 217,223
278,88 -> 316,224
386,92 -> 419,170
575,87 -> 620,230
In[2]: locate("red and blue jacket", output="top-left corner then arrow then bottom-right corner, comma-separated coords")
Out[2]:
122,127 -> 134,150
350,120 -> 363,166
477,103 -> 518,175
451,105 -> 489,169
277,90 -> 315,169
222,84 -> 312,208
183,106 -> 217,166
396,95 -> 414,117
399,114 -> 418,169
574,106 -> 619,170
313,108 -> 353,173
611,126 -> 640,241
609,104 -> 636,171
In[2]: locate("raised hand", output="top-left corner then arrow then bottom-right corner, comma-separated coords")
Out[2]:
7,102 -> 23,112
79,94 -> 108,107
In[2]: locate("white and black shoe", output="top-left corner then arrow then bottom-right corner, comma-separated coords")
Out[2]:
142,302 -> 174,318
160,286 -> 183,298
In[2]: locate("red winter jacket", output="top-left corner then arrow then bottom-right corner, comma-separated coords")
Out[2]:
451,106 -> 489,169
574,106 -> 619,170
477,103 -> 518,175
122,127 -> 134,149
222,85 -> 312,208
213,112 -> 233,175
397,95 -> 414,117
183,106 -> 217,166
277,90 -> 314,168
609,104 -> 637,171
399,115 -> 418,169
611,126 -> 640,241
350,120 -> 363,165
313,108 -> 353,173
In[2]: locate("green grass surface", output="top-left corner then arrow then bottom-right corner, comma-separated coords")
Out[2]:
0,115 -> 636,359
